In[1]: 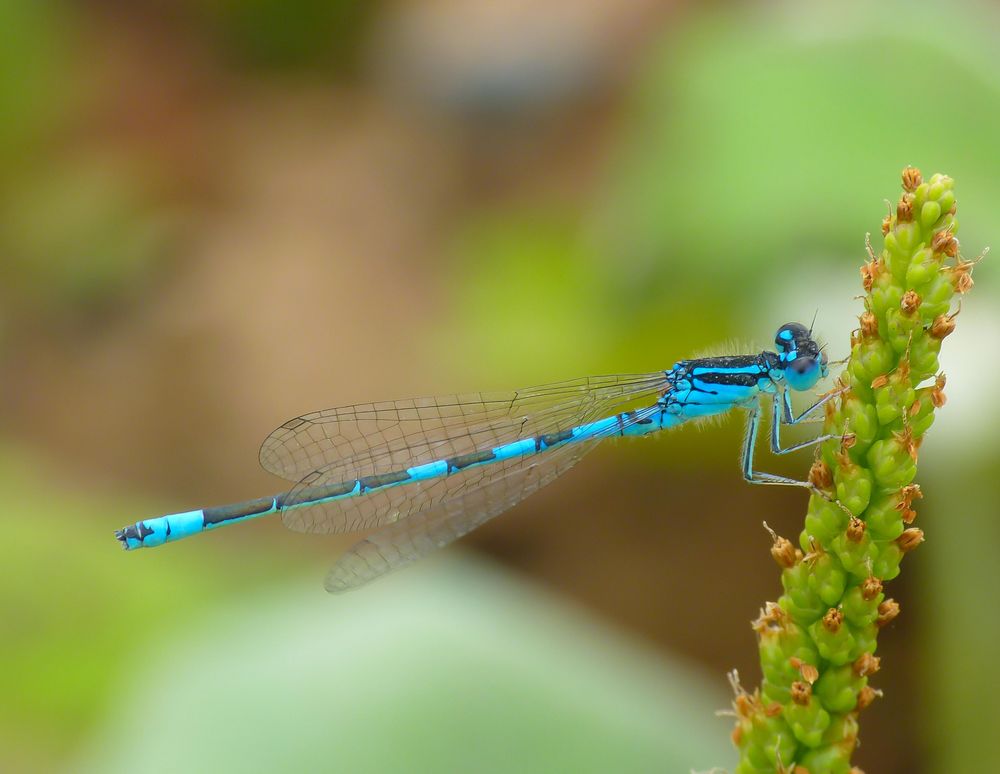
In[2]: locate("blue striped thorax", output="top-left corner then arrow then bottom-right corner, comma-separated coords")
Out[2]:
662,321 -> 827,415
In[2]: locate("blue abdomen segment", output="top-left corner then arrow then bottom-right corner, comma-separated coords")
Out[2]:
115,509 -> 212,549
116,497 -> 280,550
114,405 -> 674,551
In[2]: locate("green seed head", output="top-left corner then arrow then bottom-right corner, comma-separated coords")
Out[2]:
736,168 -> 975,771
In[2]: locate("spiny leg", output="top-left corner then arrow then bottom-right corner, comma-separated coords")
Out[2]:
741,404 -> 814,489
770,390 -> 840,455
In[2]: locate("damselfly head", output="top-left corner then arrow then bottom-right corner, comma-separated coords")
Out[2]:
775,322 -> 827,391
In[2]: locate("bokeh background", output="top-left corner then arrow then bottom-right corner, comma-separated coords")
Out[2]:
3,1 -> 999,772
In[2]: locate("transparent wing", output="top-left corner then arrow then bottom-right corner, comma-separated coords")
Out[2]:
259,373 -> 668,483
274,374 -> 669,534
324,404 -> 662,592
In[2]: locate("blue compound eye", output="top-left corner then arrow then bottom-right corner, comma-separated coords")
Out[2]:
785,356 -> 822,391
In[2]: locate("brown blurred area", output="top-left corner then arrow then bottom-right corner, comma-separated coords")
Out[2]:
1,2 -> 952,772
8,0 -> 668,493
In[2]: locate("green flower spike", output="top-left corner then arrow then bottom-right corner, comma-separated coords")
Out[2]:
730,168 -> 978,774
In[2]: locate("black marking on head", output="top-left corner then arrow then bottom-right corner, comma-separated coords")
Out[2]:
773,321 -> 827,389
775,322 -> 812,352
358,470 -> 412,491
203,496 -> 276,526
446,449 -> 497,472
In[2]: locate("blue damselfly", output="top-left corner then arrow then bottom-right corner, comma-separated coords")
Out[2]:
116,322 -> 835,592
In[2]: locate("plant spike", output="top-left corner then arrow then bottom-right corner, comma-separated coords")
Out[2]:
731,168 -> 976,774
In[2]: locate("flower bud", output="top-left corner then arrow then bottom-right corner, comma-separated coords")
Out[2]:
853,653 -> 881,677
807,551 -> 848,607
904,247 -> 938,288
784,682 -> 832,747
920,272 -> 956,319
831,527 -> 879,580
798,745 -> 855,774
839,394 -> 879,455
872,543 -> 903,581
814,663 -> 866,714
811,609 -> 856,666
908,332 -> 942,380
841,583 -> 882,628
920,200 -> 942,228
856,685 -> 880,711
896,528 -> 924,553
876,599 -> 900,627
866,435 -> 917,489
901,166 -> 922,192
931,228 -> 959,257
808,460 -> 834,491
804,496 -> 850,546
771,535 -> 798,569
835,457 -> 874,515
929,313 -> 957,339
863,492 -> 905,541
780,562 -> 826,625
896,195 -> 914,224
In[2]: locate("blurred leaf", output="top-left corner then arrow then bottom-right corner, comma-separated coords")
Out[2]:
0,0 -> 70,172
1,157 -> 172,313
201,0 -> 377,71
921,458 -> 1000,772
434,210 -> 730,385
0,447 -> 280,770
0,3 -> 173,322
439,0 -> 1000,406
603,0 -> 1000,300
77,557 -> 732,774
436,212 -> 613,381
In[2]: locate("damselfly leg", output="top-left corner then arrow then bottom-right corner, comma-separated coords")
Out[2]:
742,388 -> 842,489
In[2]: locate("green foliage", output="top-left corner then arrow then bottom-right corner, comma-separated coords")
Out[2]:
0,447 -> 270,770
75,559 -> 729,774
606,3 -> 999,295
201,0 -> 375,70
0,2 -> 170,322
0,1 -> 66,169
733,168 -> 975,771
3,159 -> 170,312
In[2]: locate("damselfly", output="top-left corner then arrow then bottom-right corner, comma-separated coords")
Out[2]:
116,322 -> 836,592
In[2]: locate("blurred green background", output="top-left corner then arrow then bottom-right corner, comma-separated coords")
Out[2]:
2,1 -> 999,772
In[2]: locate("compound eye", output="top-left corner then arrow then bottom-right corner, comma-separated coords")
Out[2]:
791,356 -> 816,374
786,356 -> 822,391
